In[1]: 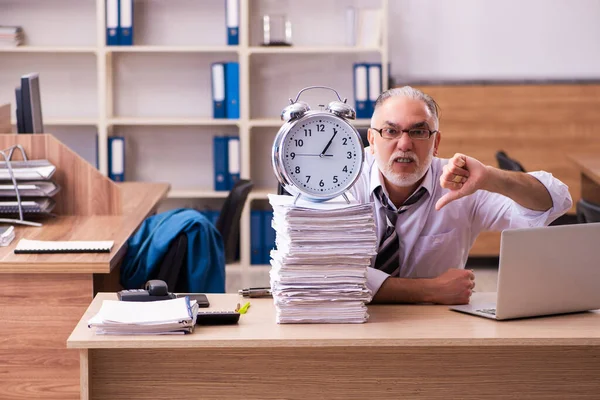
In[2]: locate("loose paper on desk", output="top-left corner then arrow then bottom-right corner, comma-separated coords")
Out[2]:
88,297 -> 199,335
268,194 -> 377,324
14,238 -> 114,254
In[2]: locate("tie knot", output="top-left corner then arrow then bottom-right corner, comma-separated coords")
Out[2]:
374,186 -> 428,214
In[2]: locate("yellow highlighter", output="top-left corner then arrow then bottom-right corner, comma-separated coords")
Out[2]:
236,301 -> 251,314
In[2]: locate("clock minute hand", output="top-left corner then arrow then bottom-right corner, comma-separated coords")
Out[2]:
319,128 -> 338,157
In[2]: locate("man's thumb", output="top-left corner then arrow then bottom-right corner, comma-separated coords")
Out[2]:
435,191 -> 462,211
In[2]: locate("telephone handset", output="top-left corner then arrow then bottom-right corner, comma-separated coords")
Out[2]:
118,279 -> 176,302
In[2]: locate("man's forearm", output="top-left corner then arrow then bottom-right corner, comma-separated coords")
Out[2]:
371,277 -> 436,304
483,166 -> 552,211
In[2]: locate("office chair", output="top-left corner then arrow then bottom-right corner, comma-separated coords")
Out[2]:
216,179 -> 254,264
495,150 -> 579,226
277,128 -> 370,196
154,232 -> 188,292
576,198 -> 600,223
495,150 -> 526,172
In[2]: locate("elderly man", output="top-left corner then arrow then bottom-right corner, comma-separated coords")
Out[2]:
349,86 -> 572,305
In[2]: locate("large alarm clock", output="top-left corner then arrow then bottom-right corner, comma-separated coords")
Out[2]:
272,86 -> 365,203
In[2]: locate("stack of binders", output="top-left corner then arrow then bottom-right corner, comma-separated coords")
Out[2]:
105,0 -> 134,46
267,194 -> 378,324
0,159 -> 59,217
250,209 -> 276,265
353,62 -> 382,119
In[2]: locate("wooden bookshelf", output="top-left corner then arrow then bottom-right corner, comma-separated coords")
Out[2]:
0,0 -> 390,287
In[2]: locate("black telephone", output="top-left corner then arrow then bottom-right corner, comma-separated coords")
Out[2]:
118,279 -> 176,302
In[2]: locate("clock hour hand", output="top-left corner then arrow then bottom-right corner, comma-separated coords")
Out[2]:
319,128 -> 338,157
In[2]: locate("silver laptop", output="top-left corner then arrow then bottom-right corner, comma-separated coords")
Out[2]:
450,222 -> 600,320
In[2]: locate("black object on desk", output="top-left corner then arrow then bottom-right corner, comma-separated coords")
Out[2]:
196,311 -> 240,325
118,280 -> 176,302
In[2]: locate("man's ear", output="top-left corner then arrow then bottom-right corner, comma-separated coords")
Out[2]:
367,128 -> 376,154
433,130 -> 442,156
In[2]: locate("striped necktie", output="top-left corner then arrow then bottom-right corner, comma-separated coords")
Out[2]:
373,186 -> 428,276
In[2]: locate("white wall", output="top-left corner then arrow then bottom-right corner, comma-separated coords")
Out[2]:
388,0 -> 600,81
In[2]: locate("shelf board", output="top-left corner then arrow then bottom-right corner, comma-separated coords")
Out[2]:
106,45 -> 238,53
109,117 -> 239,126
249,118 -> 371,128
248,46 -> 382,55
166,188 -> 274,199
249,189 -> 275,200
0,46 -> 97,53
11,117 -> 98,126
168,189 -> 230,199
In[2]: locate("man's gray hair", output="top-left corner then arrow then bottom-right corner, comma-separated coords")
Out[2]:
371,86 -> 441,127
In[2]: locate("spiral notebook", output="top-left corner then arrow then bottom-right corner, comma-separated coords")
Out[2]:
14,238 -> 114,254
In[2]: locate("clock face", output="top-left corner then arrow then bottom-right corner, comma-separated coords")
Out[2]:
279,114 -> 363,199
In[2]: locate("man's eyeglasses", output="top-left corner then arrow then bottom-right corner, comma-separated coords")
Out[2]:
370,126 -> 438,140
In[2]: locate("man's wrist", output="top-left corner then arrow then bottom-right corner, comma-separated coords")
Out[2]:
421,278 -> 438,303
481,165 -> 501,193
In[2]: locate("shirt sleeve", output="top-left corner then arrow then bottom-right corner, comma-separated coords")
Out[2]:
472,170 -> 573,233
366,267 -> 390,299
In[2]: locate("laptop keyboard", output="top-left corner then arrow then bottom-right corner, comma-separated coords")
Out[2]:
476,308 -> 497,316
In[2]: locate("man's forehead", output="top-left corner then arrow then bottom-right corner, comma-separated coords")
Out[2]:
374,97 -> 435,126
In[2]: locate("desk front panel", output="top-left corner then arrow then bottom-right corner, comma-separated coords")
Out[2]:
87,345 -> 600,400
0,274 -> 93,400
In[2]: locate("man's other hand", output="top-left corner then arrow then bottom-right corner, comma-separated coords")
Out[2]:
436,153 -> 488,210
430,268 -> 475,305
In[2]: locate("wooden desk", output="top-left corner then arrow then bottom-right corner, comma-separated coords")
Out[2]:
69,293 -> 600,400
0,182 -> 169,400
569,153 -> 600,204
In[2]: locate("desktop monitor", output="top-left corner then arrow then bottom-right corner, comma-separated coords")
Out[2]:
16,73 -> 44,134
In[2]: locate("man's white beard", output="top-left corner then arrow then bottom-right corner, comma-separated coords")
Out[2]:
376,145 -> 435,188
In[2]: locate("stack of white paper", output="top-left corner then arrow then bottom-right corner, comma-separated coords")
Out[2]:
88,297 -> 199,335
0,26 -> 23,47
268,194 -> 377,324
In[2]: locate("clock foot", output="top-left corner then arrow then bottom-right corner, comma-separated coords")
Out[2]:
293,192 -> 302,205
342,193 -> 351,204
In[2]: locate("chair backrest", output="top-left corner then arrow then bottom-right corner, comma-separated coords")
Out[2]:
576,198 -> 600,223
357,127 -> 370,148
155,232 -> 188,292
496,150 -> 526,172
216,179 -> 253,264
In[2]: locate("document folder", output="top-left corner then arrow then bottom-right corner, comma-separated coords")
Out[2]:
0,181 -> 60,197
0,160 -> 56,180
226,0 -> 240,45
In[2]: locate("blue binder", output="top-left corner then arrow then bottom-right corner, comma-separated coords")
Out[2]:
224,62 -> 240,119
108,136 -> 125,181
106,0 -> 120,45
251,210 -> 263,265
262,210 -> 275,265
367,63 -> 382,117
353,63 -> 369,119
226,0 -> 239,45
227,136 -> 240,190
201,210 -> 220,227
119,0 -> 133,45
211,63 -> 226,119
213,136 -> 229,191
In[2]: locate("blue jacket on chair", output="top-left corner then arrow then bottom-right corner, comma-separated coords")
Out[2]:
120,208 -> 226,293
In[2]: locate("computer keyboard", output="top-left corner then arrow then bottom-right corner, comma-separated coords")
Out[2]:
476,308 -> 497,316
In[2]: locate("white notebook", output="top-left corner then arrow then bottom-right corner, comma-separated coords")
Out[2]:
14,238 -> 114,254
